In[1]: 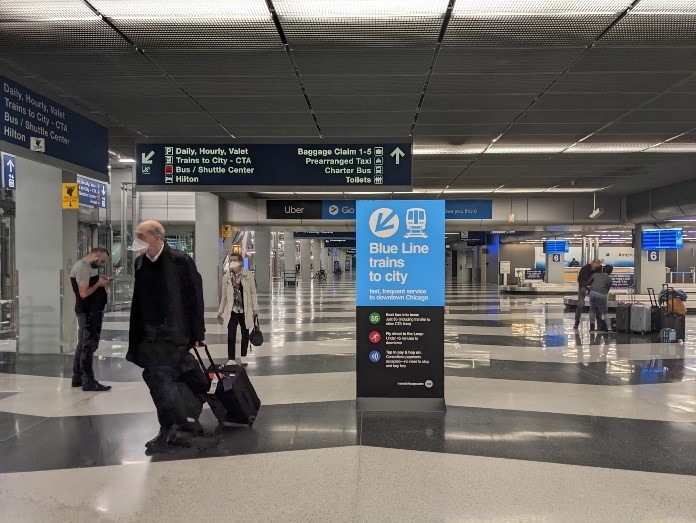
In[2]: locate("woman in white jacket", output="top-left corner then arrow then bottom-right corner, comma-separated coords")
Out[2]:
217,253 -> 259,365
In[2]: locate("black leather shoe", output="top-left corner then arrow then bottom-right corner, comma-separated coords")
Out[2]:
573,322 -> 579,330
71,377 -> 83,388
589,323 -> 596,331
82,381 -> 112,392
145,428 -> 175,452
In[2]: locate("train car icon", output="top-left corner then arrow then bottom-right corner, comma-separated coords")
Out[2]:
405,208 -> 427,239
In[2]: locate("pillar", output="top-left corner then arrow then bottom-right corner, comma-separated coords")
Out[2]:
194,192 -> 220,309
321,241 -> 330,272
545,253 -> 565,283
61,170 -> 78,353
254,229 -> 271,293
300,239 -> 312,281
15,157 -> 63,353
310,239 -> 320,274
634,224 -> 666,293
283,232 -> 296,274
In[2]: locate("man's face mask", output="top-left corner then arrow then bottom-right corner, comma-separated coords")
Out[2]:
90,261 -> 105,269
131,238 -> 149,256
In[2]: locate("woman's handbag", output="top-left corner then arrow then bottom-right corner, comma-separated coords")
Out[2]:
250,316 -> 264,347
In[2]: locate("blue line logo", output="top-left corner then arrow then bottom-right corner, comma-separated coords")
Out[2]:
369,208 -> 399,238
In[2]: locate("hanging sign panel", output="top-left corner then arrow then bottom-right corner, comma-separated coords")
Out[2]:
1,76 -> 108,174
136,143 -> 412,190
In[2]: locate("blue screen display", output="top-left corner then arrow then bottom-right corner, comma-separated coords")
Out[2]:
543,240 -> 569,254
642,228 -> 683,250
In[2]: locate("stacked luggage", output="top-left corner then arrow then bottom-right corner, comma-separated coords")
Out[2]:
659,285 -> 687,342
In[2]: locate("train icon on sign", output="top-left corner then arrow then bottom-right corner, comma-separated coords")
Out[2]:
404,208 -> 427,239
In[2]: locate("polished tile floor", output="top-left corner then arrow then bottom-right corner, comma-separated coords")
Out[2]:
1,278 -> 695,521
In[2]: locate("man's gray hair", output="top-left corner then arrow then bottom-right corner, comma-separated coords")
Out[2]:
148,223 -> 165,237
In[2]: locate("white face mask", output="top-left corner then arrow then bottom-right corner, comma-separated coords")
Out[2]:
229,261 -> 241,270
131,238 -> 149,256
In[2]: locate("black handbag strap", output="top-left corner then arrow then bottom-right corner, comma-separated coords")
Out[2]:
191,344 -> 222,380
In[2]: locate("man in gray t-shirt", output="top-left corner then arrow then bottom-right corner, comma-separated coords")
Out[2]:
586,265 -> 613,332
70,247 -> 111,391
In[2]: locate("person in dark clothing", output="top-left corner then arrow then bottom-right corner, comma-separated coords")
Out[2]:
126,220 -> 210,453
573,259 -> 602,330
587,265 -> 614,332
569,258 -> 580,267
70,247 -> 112,391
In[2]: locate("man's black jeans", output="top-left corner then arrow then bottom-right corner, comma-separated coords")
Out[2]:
73,311 -> 104,384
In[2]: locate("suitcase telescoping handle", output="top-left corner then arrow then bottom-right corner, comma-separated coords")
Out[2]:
191,344 -> 222,381
647,287 -> 658,308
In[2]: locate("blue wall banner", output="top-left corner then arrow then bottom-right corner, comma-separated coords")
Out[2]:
323,199 -> 356,219
136,143 -> 411,190
1,153 -> 16,189
77,175 -> 108,209
356,200 -> 445,411
445,200 -> 493,219
1,76 -> 108,174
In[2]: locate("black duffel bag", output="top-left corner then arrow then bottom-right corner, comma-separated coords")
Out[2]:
250,316 -> 263,347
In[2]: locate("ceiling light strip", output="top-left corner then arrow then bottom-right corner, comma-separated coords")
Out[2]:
436,0 -> 643,197
265,0 -> 323,138
80,0 -> 237,139
411,0 -> 456,137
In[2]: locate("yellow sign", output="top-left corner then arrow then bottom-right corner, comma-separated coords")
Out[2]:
62,183 -> 79,209
221,224 -> 232,238
232,244 -> 241,254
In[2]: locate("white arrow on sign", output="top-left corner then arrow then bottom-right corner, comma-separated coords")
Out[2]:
141,151 -> 155,164
390,147 -> 405,165
6,159 -> 14,171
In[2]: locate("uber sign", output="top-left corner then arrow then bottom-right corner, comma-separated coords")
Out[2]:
266,200 -> 322,219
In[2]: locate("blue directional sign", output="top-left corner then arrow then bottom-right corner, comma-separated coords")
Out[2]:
445,200 -> 493,219
136,143 -> 412,190
1,153 -> 16,190
357,200 -> 445,307
77,175 -> 108,209
323,199 -> 356,219
1,76 -> 108,174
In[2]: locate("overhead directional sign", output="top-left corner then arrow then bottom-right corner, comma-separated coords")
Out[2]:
77,175 -> 107,209
136,143 -> 412,190
1,152 -> 16,190
1,76 -> 108,174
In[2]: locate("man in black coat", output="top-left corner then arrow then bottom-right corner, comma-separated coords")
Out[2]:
574,259 -> 602,330
126,220 -> 209,452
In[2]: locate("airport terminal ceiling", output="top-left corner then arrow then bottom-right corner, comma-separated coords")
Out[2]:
2,0 -> 696,198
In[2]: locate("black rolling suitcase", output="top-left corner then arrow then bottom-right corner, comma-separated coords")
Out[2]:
660,285 -> 687,341
647,287 -> 662,334
192,345 -> 261,427
615,289 -> 632,333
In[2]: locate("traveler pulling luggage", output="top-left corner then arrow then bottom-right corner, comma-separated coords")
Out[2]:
193,344 -> 261,427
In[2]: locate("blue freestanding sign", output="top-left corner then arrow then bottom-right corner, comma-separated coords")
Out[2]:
356,200 -> 445,412
1,153 -> 16,189
77,175 -> 108,209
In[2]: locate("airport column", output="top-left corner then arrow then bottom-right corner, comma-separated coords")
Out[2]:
254,229 -> 271,293
300,239 -> 312,281
545,253 -> 565,283
310,240 -> 320,274
634,224 -> 665,293
15,157 -> 64,353
283,232 -> 296,275
194,192 -> 221,307
61,170 -> 79,353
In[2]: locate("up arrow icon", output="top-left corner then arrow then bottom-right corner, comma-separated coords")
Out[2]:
6,158 -> 14,171
390,147 -> 405,165
141,151 -> 155,164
